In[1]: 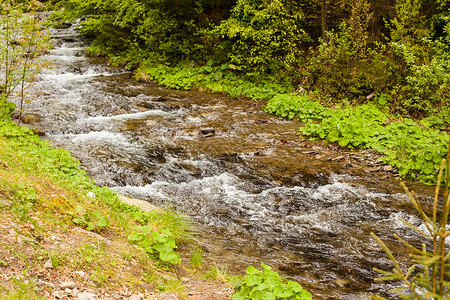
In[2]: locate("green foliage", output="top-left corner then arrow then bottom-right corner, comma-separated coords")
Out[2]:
4,276 -> 44,300
300,104 -> 449,183
301,104 -> 388,148
263,94 -> 325,122
13,184 -> 37,204
215,0 -> 308,78
264,93 -> 449,183
127,208 -> 191,265
376,0 -> 450,117
0,1 -> 50,119
73,207 -> 108,232
190,247 -> 203,268
0,121 -> 85,178
233,263 -> 311,300
10,183 -> 37,220
61,0 -> 220,63
128,226 -> 181,265
136,61 -> 292,100
304,0 -> 389,101
371,159 -> 450,299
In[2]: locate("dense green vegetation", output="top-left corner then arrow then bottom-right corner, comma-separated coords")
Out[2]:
0,116 -> 191,264
266,95 -> 450,183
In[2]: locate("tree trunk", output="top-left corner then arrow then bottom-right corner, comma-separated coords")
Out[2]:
321,0 -> 328,43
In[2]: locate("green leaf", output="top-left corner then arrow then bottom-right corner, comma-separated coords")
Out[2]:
423,161 -> 434,175
160,250 -> 181,264
273,285 -> 293,298
287,281 -> 303,293
246,265 -> 259,275
328,130 -> 340,142
298,289 -> 312,300
160,228 -> 173,236
86,222 -> 95,231
338,137 -> 350,147
128,232 -> 141,241
264,292 -> 276,300
244,275 -> 262,287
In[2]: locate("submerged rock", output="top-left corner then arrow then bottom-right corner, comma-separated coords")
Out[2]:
200,128 -> 215,135
21,114 -> 41,124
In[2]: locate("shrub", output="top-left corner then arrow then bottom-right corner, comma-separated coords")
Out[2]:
214,0 -> 308,79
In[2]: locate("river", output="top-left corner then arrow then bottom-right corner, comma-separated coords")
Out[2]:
18,25 -> 435,299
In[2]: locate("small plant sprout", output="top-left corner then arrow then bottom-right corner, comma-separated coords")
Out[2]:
371,155 -> 450,299
190,246 -> 203,269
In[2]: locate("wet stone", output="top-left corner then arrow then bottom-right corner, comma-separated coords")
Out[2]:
153,96 -> 168,101
384,165 -> 394,172
21,114 -> 41,124
129,294 -> 143,300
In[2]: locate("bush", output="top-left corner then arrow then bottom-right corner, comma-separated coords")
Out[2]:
214,0 -> 308,79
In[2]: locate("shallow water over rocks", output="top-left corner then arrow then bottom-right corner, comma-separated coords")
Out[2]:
18,26 -> 437,299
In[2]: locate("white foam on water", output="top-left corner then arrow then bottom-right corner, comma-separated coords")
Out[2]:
286,212 -> 334,233
79,109 -> 171,123
186,116 -> 204,125
311,181 -> 355,201
50,47 -> 86,56
113,173 -> 375,228
112,182 -> 172,202
46,55 -> 86,62
41,71 -> 102,82
50,131 -> 137,150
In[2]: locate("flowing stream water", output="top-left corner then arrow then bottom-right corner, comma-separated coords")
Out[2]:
19,26 -> 436,299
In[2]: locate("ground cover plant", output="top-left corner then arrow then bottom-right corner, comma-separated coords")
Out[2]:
232,263 -> 311,300
135,61 -> 292,100
264,94 -> 450,184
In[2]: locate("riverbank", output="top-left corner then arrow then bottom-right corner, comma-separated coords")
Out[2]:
0,120 -> 233,299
